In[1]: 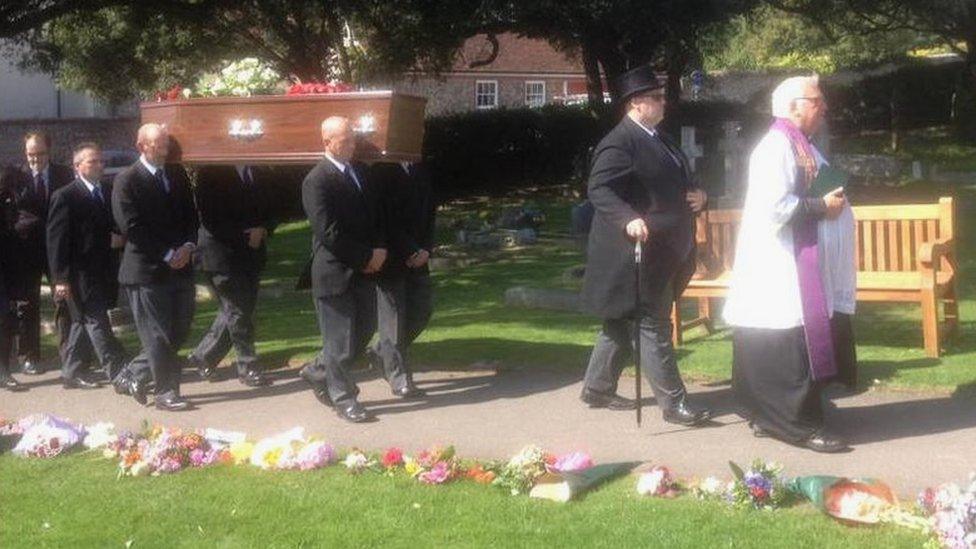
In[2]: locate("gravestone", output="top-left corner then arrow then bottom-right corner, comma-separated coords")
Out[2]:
718,121 -> 746,198
680,126 -> 704,173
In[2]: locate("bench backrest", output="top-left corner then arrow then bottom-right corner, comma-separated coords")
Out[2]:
697,197 -> 954,274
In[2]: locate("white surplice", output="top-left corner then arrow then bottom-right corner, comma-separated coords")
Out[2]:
723,129 -> 855,329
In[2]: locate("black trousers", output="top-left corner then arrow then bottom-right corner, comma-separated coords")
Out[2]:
304,275 -> 376,408
0,311 -> 13,377
123,277 -> 195,398
190,270 -> 260,376
61,294 -> 127,382
831,313 -> 858,389
370,270 -> 433,391
17,268 -> 76,363
582,279 -> 687,411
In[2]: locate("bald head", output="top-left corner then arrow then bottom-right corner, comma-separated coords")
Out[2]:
321,116 -> 356,162
136,123 -> 170,166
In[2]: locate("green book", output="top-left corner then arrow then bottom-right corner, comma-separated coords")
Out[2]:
808,164 -> 849,197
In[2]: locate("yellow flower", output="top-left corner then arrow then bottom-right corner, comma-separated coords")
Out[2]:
229,442 -> 254,465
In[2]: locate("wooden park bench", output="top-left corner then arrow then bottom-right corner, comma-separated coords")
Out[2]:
672,197 -> 959,357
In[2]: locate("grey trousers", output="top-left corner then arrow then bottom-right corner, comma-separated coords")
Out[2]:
582,281 -> 687,411
304,275 -> 377,407
61,297 -> 126,382
190,271 -> 260,376
123,277 -> 196,398
370,271 -> 433,391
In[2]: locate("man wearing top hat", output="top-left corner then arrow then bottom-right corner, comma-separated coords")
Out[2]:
578,64 -> 712,427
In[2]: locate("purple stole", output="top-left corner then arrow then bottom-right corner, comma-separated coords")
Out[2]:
770,118 -> 836,381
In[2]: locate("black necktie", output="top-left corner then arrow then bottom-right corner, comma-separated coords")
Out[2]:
92,185 -> 105,205
343,166 -> 361,192
35,172 -> 47,202
154,169 -> 169,194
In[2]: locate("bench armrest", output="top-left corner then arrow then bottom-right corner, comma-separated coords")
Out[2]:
918,237 -> 956,288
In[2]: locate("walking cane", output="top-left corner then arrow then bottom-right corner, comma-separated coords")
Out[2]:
634,240 -> 643,427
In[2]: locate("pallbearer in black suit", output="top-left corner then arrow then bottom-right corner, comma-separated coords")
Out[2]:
111,124 -> 199,411
0,168 -> 26,391
366,161 -> 435,398
300,116 -> 386,423
188,164 -> 276,387
13,131 -> 78,375
579,65 -> 711,427
47,143 -> 129,389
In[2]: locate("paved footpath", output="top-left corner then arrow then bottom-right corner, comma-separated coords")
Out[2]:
2,364 -> 974,496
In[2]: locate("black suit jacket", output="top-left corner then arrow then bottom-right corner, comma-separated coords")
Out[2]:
301,158 -> 383,297
194,165 -> 277,274
581,116 -> 699,319
12,162 -> 74,274
368,162 -> 436,278
46,179 -> 120,308
112,161 -> 198,286
0,175 -> 19,310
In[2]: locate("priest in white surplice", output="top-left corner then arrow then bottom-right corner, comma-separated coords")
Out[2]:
723,75 -> 851,453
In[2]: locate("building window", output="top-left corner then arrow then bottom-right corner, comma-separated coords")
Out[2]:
525,81 -> 546,107
475,80 -> 498,109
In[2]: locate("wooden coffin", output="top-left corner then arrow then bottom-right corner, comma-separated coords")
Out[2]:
140,91 -> 426,165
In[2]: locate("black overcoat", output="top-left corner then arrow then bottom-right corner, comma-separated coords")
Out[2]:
581,116 -> 699,320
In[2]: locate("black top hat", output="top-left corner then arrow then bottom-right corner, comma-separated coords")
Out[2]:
615,65 -> 664,103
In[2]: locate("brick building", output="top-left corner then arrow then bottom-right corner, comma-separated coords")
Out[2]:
393,33 -> 590,116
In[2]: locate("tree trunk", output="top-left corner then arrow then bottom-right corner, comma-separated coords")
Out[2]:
580,39 -> 608,122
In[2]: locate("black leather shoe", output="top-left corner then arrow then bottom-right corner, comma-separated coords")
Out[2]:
299,367 -> 334,408
748,421 -> 771,438
21,360 -> 43,375
336,401 -> 373,423
802,430 -> 849,453
129,377 -> 148,406
63,376 -> 100,390
192,356 -> 217,381
0,375 -> 26,392
392,384 -> 426,399
155,395 -> 190,411
239,370 -> 272,387
663,402 -> 712,427
580,388 -> 638,410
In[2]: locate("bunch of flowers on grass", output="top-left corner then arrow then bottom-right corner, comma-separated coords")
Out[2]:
493,445 -> 555,495
11,415 -> 86,459
636,465 -> 680,498
728,459 -> 793,510
918,474 -> 976,549
406,444 -> 460,485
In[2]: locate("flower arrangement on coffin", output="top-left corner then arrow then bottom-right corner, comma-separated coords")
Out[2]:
728,459 -> 793,510
11,415 -> 86,459
194,57 -> 283,98
287,81 -> 355,95
918,475 -> 976,549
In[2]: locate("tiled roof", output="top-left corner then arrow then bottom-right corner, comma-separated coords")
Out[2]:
452,33 -> 585,75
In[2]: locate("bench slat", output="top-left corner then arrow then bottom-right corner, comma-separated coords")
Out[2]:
901,219 -> 913,272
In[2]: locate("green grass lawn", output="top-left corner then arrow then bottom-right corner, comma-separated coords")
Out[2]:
0,453 -> 927,548
833,126 -> 976,172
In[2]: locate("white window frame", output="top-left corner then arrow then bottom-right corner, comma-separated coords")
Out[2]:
525,80 -> 546,107
475,80 -> 498,109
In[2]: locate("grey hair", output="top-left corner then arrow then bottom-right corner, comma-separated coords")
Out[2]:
771,75 -> 820,118
72,141 -> 100,165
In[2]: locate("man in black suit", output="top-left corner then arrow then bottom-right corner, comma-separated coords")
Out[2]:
300,116 -> 386,423
188,164 -> 276,387
111,123 -> 198,411
366,161 -> 435,398
47,143 -> 129,389
579,65 -> 711,427
0,167 -> 26,391
12,131 -> 78,375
